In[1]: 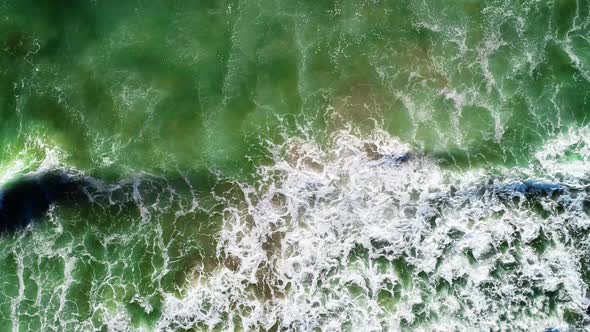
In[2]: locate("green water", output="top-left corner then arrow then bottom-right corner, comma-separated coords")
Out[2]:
0,0 -> 589,330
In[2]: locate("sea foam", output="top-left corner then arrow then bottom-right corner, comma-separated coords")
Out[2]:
157,127 -> 590,331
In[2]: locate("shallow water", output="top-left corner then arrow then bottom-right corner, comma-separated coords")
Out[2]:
0,0 -> 589,330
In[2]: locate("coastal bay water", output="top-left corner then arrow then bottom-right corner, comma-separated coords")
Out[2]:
0,0 -> 589,330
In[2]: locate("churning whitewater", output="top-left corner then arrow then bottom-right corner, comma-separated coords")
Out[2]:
156,127 -> 590,331
2,0 -> 590,330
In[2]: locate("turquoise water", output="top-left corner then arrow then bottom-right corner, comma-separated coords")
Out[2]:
1,0 -> 590,330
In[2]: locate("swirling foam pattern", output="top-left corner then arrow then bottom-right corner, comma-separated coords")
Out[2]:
0,0 -> 589,331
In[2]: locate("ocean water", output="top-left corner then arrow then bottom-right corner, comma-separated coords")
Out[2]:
0,0 -> 589,330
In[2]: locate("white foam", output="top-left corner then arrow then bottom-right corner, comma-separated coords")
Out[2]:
157,128 -> 590,330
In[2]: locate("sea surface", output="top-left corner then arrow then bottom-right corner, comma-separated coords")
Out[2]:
1,0 -> 590,331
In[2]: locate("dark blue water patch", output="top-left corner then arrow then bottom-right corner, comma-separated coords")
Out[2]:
418,178 -> 581,221
369,152 -> 413,167
363,143 -> 414,165
495,180 -> 565,200
0,168 -> 220,235
392,153 -> 411,164
0,171 -> 88,233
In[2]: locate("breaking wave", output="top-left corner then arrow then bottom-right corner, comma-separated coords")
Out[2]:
154,126 -> 590,331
